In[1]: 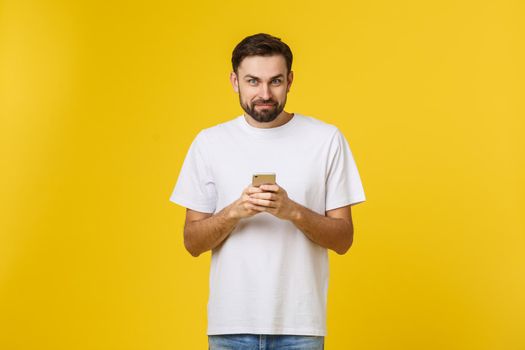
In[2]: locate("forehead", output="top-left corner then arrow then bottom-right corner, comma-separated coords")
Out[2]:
237,55 -> 287,78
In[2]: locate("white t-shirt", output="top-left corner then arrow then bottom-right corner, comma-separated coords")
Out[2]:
170,113 -> 365,336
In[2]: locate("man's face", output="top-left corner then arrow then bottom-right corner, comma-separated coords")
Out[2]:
230,55 -> 293,123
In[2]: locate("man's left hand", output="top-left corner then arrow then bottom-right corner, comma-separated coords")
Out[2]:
247,183 -> 298,221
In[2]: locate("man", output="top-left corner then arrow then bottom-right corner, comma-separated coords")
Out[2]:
169,33 -> 365,350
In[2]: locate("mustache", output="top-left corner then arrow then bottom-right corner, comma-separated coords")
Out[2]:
253,100 -> 276,105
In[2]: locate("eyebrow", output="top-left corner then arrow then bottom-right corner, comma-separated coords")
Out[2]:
243,74 -> 285,80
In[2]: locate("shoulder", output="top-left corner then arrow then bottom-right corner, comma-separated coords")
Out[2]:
294,113 -> 341,139
192,116 -> 240,146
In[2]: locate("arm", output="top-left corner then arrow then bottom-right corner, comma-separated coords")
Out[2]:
247,184 -> 354,255
183,205 -> 238,257
183,185 -> 263,257
290,204 -> 353,255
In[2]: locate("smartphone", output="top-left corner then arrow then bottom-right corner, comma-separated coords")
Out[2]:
252,173 -> 276,187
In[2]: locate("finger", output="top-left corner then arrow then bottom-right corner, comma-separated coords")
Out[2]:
249,192 -> 275,200
260,184 -> 279,192
244,186 -> 259,195
249,197 -> 275,208
248,203 -> 266,211
248,186 -> 264,194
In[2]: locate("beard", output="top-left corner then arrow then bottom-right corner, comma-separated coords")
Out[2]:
239,93 -> 286,123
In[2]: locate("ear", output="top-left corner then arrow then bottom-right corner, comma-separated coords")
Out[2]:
230,71 -> 239,93
286,70 -> 294,92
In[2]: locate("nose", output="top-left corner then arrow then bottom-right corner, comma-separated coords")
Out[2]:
259,83 -> 272,100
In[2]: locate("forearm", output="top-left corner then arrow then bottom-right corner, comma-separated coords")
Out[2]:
290,203 -> 353,255
184,204 -> 240,257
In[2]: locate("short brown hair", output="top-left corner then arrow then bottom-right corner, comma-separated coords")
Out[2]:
231,33 -> 293,74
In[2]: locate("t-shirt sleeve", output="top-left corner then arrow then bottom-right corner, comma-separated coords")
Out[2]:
169,130 -> 217,213
325,128 -> 366,211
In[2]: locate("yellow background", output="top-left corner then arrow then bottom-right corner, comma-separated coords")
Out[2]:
1,0 -> 524,349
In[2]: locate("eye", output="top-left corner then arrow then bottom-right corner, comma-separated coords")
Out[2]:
272,79 -> 282,85
248,79 -> 258,85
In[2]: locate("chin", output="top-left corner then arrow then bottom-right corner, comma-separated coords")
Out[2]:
253,113 -> 279,123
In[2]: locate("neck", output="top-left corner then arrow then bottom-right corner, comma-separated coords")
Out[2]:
244,111 -> 294,129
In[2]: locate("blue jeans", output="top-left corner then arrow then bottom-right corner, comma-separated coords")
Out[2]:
208,334 -> 324,350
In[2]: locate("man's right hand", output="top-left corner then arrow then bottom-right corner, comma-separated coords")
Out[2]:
227,184 -> 264,220
183,185 -> 264,257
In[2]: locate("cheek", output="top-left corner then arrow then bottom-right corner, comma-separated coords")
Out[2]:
244,93 -> 256,104
273,87 -> 288,99
240,86 -> 257,99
